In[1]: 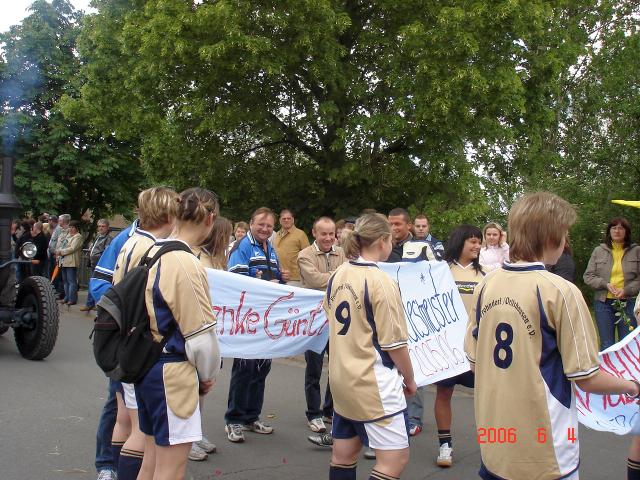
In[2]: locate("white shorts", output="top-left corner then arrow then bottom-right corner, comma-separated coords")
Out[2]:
122,382 -> 138,410
332,410 -> 409,450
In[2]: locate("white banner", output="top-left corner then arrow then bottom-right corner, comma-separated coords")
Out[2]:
577,327 -> 640,435
206,269 -> 328,359
379,261 -> 470,387
206,262 -> 470,388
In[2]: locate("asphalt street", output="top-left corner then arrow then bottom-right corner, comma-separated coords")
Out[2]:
0,292 -> 632,479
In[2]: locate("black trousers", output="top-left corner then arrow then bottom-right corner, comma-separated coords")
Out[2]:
304,344 -> 333,421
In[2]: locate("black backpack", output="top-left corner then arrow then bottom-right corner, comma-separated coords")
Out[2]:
92,241 -> 193,383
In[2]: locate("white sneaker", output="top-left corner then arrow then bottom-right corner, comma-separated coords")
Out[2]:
225,423 -> 245,443
188,443 -> 208,461
308,417 -> 327,433
242,420 -> 274,434
96,470 -> 117,480
196,435 -> 217,453
437,443 -> 453,467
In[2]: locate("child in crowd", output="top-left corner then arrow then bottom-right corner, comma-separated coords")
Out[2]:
434,225 -> 485,468
325,213 -> 416,480
136,187 -> 221,480
465,192 -> 640,480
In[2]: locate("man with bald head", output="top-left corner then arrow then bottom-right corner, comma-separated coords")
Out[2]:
298,217 -> 347,442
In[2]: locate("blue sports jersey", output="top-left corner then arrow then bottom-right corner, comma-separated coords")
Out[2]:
88,219 -> 138,303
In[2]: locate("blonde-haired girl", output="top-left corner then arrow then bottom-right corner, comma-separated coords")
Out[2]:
326,213 -> 416,480
479,222 -> 509,271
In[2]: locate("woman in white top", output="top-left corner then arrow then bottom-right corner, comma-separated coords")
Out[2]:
479,222 -> 509,272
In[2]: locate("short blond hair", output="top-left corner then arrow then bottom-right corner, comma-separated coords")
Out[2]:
137,187 -> 179,229
508,192 -> 576,262
342,213 -> 391,259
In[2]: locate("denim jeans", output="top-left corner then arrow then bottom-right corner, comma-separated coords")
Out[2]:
95,379 -> 118,472
86,267 -> 96,307
225,358 -> 272,424
407,385 -> 426,427
61,267 -> 78,303
304,347 -> 333,421
594,297 -> 638,351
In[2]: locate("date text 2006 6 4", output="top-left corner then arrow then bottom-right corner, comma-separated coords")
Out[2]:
477,427 -> 577,444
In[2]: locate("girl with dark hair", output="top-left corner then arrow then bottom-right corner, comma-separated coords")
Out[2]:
584,217 -> 640,350
434,225 -> 485,468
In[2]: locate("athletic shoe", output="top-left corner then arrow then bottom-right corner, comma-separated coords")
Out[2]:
323,414 -> 333,424
96,470 -> 117,480
188,443 -> 208,461
409,424 -> 422,437
308,417 -> 327,433
364,448 -> 376,459
308,433 -> 333,447
437,443 -> 453,467
225,424 -> 245,443
80,305 -> 91,312
197,436 -> 217,453
243,420 -> 273,434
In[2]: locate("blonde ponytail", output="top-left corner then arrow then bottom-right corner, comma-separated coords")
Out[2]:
342,213 -> 391,259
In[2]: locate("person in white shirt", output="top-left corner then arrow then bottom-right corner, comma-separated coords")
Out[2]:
479,222 -> 509,271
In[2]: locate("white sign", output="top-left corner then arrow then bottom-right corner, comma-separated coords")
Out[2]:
206,269 -> 328,359
379,261 -> 470,387
206,261 -> 470,389
576,327 -> 640,435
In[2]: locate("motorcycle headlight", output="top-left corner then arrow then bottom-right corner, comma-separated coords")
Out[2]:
21,242 -> 37,259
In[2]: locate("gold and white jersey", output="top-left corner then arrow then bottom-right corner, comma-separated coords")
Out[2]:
113,227 -> 157,284
450,261 -> 485,314
144,240 -> 217,355
464,262 -> 599,480
325,259 -> 408,422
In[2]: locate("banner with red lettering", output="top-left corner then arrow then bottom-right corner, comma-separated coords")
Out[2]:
207,262 -> 470,387
576,327 -> 640,434
207,269 -> 329,359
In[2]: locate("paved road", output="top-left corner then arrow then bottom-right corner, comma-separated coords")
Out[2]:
0,293 -> 630,479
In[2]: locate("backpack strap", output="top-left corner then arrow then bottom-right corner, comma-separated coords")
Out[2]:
142,240 -> 194,268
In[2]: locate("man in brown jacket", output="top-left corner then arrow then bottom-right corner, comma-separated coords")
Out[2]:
273,209 -> 309,286
298,216 -> 347,445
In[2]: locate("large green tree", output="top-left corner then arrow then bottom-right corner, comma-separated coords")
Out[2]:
531,0 -> 640,294
76,0 -> 600,228
0,0 -> 142,223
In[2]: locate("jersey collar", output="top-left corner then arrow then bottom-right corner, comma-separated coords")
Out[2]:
134,224 -> 156,241
502,261 -> 546,272
350,256 -> 379,268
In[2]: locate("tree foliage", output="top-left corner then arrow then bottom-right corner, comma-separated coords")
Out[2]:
76,0 -> 602,229
0,0 -> 142,223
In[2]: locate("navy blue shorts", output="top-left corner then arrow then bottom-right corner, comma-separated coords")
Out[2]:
135,355 -> 202,446
436,370 -> 475,388
332,410 -> 410,450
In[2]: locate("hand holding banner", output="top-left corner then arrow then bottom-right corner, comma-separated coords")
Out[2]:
576,327 -> 640,435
